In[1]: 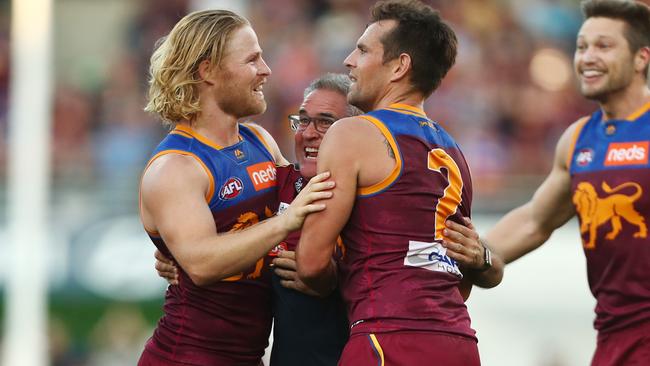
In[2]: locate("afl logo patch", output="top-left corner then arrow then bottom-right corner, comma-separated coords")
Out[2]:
219,177 -> 244,200
576,148 -> 594,167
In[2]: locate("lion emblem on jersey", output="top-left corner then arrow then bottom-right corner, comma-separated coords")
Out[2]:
572,181 -> 647,249
231,211 -> 260,231
224,207 -> 274,280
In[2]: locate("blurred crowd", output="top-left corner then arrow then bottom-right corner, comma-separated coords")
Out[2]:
0,0 -> 597,212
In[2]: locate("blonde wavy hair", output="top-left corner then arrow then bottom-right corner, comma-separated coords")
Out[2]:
145,10 -> 249,126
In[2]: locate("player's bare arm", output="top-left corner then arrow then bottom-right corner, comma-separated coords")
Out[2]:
444,119 -> 588,281
297,116 -> 392,294
141,153 -> 333,286
485,119 -> 586,263
154,248 -> 331,296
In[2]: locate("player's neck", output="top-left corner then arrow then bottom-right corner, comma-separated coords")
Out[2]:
372,88 -> 424,112
599,79 -> 650,121
182,103 -> 241,147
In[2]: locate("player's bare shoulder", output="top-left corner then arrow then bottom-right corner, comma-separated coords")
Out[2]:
140,153 -> 211,232
141,153 -> 211,202
324,115 -> 396,187
325,116 -> 387,153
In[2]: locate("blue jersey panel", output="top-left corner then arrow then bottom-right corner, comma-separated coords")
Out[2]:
570,108 -> 650,175
150,124 -> 277,212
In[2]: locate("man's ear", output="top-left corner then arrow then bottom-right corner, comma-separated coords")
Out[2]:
634,46 -> 650,74
389,53 -> 412,82
198,59 -> 216,85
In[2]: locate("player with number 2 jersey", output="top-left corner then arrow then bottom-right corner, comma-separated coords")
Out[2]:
338,104 -> 474,337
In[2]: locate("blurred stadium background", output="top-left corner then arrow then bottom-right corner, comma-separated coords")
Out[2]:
3,0 -> 640,364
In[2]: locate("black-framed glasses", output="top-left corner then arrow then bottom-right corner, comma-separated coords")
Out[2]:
288,114 -> 336,133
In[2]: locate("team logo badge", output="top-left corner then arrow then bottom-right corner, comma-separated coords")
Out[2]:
294,177 -> 304,193
269,242 -> 288,257
576,148 -> 594,167
234,148 -> 246,160
223,207 -> 274,282
572,181 -> 647,249
219,177 -> 244,200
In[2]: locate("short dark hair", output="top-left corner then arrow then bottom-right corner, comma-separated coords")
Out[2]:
304,73 -> 363,117
581,0 -> 650,77
370,0 -> 457,97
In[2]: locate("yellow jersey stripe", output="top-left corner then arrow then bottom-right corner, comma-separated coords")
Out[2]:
566,117 -> 590,169
388,103 -> 426,117
144,227 -> 159,237
368,334 -> 385,366
357,115 -> 402,196
174,125 -> 224,150
241,123 -> 274,161
170,129 -> 193,139
385,107 -> 427,118
625,101 -> 650,121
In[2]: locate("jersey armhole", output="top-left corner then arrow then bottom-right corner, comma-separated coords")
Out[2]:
139,150 -> 216,234
241,123 -> 274,161
357,115 -> 403,197
565,117 -> 590,171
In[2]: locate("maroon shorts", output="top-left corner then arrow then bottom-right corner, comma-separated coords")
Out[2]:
138,349 -> 177,366
591,320 -> 650,366
338,331 -> 480,366
138,348 -> 263,366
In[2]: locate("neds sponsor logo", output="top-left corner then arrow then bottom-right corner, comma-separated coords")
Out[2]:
247,161 -> 277,191
605,142 -> 648,166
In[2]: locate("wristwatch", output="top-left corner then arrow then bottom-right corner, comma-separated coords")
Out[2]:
479,239 -> 492,272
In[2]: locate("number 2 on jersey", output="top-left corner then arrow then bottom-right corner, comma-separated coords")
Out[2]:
428,148 -> 464,240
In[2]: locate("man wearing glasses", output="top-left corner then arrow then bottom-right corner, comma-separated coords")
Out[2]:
269,73 -> 363,365
156,73 -> 361,365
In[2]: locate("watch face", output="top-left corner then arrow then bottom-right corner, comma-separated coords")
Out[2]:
484,246 -> 492,268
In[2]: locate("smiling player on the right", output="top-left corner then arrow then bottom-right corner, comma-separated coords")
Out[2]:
482,1 -> 650,365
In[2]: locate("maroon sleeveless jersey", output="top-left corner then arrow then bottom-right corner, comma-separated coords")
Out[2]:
339,104 -> 476,340
141,124 -> 278,365
273,165 -> 306,252
568,104 -> 650,334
